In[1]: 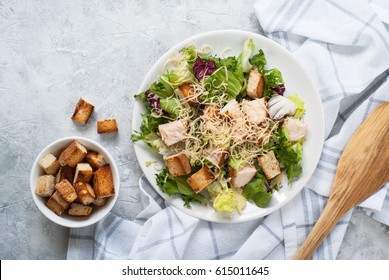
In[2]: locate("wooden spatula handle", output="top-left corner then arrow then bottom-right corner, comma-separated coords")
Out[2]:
293,102 -> 389,260
292,199 -> 343,260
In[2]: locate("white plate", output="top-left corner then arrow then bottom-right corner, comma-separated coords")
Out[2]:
132,30 -> 324,223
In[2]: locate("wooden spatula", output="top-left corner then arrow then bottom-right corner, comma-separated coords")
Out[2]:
293,102 -> 389,260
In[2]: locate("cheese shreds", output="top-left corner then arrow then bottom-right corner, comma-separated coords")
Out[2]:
175,89 -> 278,168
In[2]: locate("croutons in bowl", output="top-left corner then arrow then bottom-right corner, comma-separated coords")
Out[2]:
30,136 -> 120,228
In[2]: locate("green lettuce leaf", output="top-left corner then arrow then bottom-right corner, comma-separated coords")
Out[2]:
204,68 -> 244,101
275,129 -> 303,183
238,39 -> 255,73
287,94 -> 305,118
160,97 -> 183,117
249,49 -> 267,71
263,68 -> 284,99
179,45 -> 197,62
134,91 -> 147,103
244,173 -> 272,208
214,56 -> 238,72
228,157 -> 247,171
156,168 -> 207,208
161,61 -> 196,88
208,182 -> 247,214
149,78 -> 174,98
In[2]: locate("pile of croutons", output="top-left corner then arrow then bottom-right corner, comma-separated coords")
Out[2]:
35,140 -> 115,217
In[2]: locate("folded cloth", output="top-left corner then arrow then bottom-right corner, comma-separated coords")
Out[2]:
67,0 -> 389,260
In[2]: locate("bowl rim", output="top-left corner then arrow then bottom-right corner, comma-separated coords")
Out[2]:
30,136 -> 120,228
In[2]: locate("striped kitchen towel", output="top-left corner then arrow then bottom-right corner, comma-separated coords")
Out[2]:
67,0 -> 389,260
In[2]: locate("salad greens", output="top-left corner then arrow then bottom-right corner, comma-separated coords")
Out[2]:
156,168 -> 207,207
132,39 -> 307,215
149,78 -> 174,98
244,172 -> 272,208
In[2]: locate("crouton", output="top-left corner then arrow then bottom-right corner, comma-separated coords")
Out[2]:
93,164 -> 115,198
282,117 -> 307,142
71,98 -> 94,125
230,163 -> 257,188
55,179 -> 77,203
74,182 -> 96,205
68,203 -> 93,216
35,175 -> 56,197
165,152 -> 192,176
93,197 -> 108,207
176,83 -> 197,106
97,119 -> 118,134
39,153 -> 60,175
85,151 -> 106,170
258,150 -> 281,180
158,119 -> 188,147
246,69 -> 264,99
45,191 -> 70,216
186,166 -> 215,193
241,98 -> 268,124
58,140 -> 87,168
56,165 -> 74,184
73,163 -> 93,184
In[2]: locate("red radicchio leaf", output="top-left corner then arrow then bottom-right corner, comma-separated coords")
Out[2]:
193,57 -> 217,80
145,90 -> 163,115
272,84 -> 285,96
264,181 -> 272,193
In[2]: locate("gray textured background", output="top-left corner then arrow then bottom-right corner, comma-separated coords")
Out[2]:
0,0 -> 388,259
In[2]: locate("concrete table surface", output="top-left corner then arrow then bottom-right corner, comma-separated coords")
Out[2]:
0,0 -> 388,260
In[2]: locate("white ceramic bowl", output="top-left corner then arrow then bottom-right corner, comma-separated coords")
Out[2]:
30,136 -> 120,228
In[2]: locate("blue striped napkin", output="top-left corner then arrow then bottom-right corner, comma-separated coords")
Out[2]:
67,0 -> 389,260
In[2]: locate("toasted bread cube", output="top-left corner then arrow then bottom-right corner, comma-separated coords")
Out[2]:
74,182 -> 96,205
46,191 -> 70,215
94,164 -> 115,198
247,69 -> 264,99
68,203 -> 93,216
39,153 -> 60,175
158,119 -> 188,147
241,98 -> 268,124
58,140 -> 87,168
282,117 -> 307,142
93,197 -> 108,207
73,163 -> 93,184
35,175 -> 56,197
230,163 -> 257,188
258,150 -> 281,180
165,152 -> 191,176
85,151 -> 106,170
97,119 -> 118,134
186,166 -> 215,193
176,83 -> 197,106
71,98 -> 94,125
56,165 -> 74,184
55,179 -> 77,203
